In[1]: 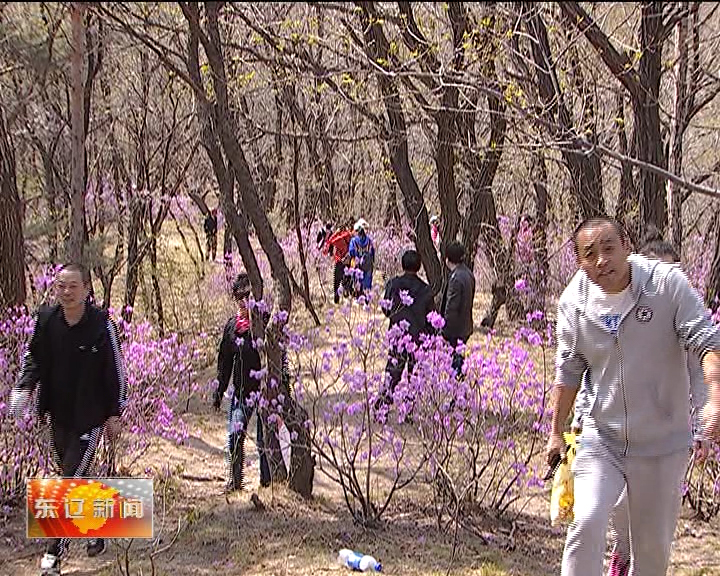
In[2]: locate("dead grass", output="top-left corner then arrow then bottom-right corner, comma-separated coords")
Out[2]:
3,397 -> 719,576
3,229 -> 719,575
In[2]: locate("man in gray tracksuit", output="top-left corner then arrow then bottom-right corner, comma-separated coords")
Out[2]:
546,217 -> 720,576
570,237 -> 709,576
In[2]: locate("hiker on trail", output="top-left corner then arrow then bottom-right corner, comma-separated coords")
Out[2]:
213,273 -> 271,492
430,215 -> 441,253
316,221 -> 333,252
324,223 -> 353,304
441,241 -> 475,375
10,263 -> 127,576
570,231 -> 711,576
381,249 -> 435,404
548,216 -> 720,576
204,208 -> 218,262
348,218 -> 375,297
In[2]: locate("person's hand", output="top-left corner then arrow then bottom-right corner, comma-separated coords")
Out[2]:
571,426 -> 582,435
105,416 -> 121,441
701,400 -> 720,442
212,390 -> 223,412
545,432 -> 566,467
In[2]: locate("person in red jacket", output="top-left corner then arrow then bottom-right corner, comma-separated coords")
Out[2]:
324,224 -> 353,304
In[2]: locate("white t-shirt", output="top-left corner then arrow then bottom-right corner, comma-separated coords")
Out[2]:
586,282 -> 634,335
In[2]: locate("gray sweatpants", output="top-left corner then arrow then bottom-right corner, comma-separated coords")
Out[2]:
561,440 -> 687,576
609,486 -> 631,561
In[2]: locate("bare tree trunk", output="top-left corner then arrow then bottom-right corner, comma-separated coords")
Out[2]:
67,2 -> 87,263
668,12 -> 688,254
0,104 -> 26,307
523,3 -> 605,220
531,152 -> 549,317
356,1 -> 443,295
706,212 -> 720,312
149,235 -> 164,336
199,2 -> 293,481
292,134 -> 320,326
635,1 -> 666,234
123,193 -> 145,323
184,7 -> 264,304
223,218 -> 233,260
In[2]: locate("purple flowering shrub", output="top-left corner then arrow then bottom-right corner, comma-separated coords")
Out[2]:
0,309 -> 53,504
399,314 -> 552,521
284,292 -> 426,525
0,304 -> 208,505
283,287 -> 551,525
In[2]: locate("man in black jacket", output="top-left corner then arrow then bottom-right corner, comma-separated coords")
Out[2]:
381,250 -> 435,402
441,242 -> 475,374
213,273 -> 271,491
204,208 -> 218,262
10,263 -> 126,576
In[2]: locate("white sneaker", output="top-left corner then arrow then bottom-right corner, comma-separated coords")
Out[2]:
40,553 -> 61,575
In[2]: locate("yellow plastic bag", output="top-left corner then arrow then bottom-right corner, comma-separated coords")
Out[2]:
550,432 -> 577,527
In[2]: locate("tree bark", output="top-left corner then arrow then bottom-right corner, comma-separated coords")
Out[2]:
523,3 -> 605,220
530,152 -> 549,317
706,212 -> 720,311
122,192 -> 145,323
199,2 -> 293,481
0,104 -> 26,308
355,1 -> 443,295
635,1 -> 666,234
559,1 -> 668,232
149,235 -> 164,336
292,134 -> 320,326
668,11 -> 688,254
184,4 -> 264,304
67,2 -> 87,264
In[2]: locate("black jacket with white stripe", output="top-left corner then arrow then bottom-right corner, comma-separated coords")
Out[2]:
16,303 -> 127,433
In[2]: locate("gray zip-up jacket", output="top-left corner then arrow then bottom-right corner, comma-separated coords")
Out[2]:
571,353 -> 706,440
556,254 -> 720,457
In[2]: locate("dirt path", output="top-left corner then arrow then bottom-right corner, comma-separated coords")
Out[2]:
2,404 -> 719,576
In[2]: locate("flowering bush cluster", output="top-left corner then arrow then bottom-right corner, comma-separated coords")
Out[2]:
0,302 -> 210,504
283,287 -> 551,526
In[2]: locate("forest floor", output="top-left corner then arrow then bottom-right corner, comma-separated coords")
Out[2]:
2,252 -> 720,576
2,399 -> 719,576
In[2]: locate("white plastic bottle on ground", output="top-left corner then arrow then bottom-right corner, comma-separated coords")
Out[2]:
337,549 -> 382,572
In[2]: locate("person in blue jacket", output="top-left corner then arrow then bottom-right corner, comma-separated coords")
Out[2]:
348,218 -> 375,296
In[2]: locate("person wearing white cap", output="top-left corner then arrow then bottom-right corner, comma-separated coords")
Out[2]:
349,218 -> 375,296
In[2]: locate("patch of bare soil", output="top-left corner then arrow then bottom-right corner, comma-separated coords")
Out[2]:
3,397 -> 718,576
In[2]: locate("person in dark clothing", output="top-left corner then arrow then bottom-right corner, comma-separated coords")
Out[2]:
381,250 -> 435,401
213,273 -> 271,491
441,242 -> 476,374
204,208 -> 218,262
10,263 -> 127,576
324,225 -> 353,304
316,221 -> 333,251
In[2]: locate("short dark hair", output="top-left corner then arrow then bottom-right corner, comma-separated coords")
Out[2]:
401,250 -> 421,273
232,273 -> 251,301
573,216 -> 628,254
640,240 -> 679,263
60,263 -> 91,286
445,241 -> 466,265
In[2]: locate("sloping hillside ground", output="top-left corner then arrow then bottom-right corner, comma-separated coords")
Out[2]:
2,239 -> 719,576
2,399 -> 719,576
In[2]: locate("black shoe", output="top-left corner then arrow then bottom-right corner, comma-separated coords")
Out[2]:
86,538 -> 106,558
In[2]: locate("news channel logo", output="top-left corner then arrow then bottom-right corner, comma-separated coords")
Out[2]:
27,477 -> 153,539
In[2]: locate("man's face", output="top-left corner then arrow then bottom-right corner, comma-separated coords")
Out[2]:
56,269 -> 89,311
576,222 -> 631,293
